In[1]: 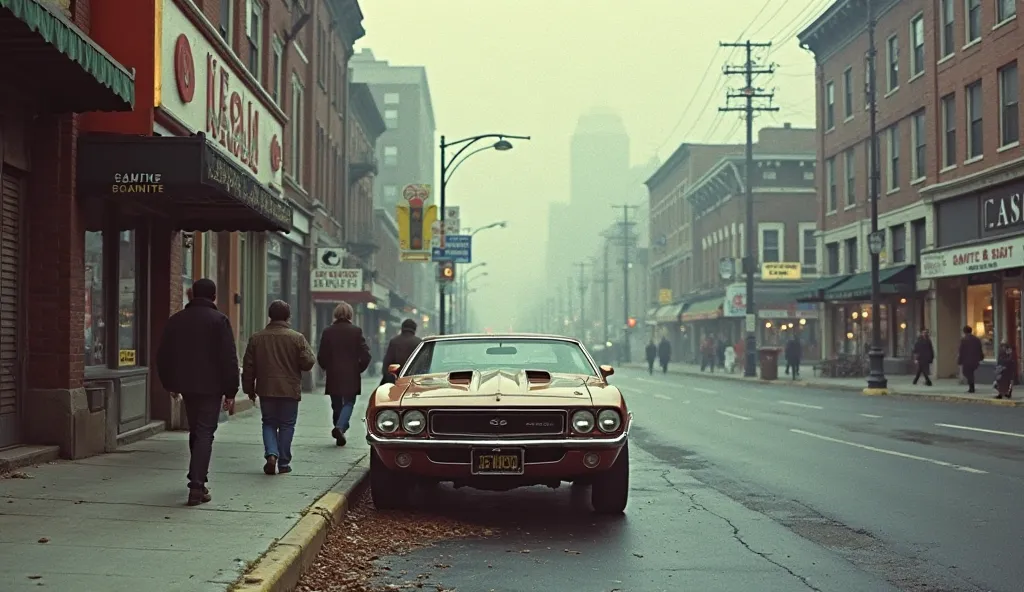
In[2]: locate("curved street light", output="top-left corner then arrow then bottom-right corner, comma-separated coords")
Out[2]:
459,266 -> 489,333
438,133 -> 530,334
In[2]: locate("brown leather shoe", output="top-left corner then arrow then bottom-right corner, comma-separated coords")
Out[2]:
187,487 -> 211,506
264,455 -> 277,475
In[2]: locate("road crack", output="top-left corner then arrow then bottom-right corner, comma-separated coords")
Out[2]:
659,471 -> 822,592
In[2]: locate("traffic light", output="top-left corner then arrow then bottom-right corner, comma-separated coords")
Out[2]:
627,317 -> 637,328
438,260 -> 455,282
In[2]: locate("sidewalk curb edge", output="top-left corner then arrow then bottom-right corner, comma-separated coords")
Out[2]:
229,453 -> 371,592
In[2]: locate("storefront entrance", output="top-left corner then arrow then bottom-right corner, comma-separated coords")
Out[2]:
0,169 -> 24,448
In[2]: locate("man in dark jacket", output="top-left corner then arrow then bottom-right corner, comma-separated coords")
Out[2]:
241,300 -> 316,475
957,325 -> 985,393
381,319 -> 422,383
658,336 -> 672,373
912,328 -> 935,386
317,302 -> 371,446
645,339 -> 657,374
156,278 -> 239,506
785,335 -> 803,380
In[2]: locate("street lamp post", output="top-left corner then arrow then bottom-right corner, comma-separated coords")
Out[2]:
865,0 -> 887,392
461,267 -> 488,332
438,134 -> 530,335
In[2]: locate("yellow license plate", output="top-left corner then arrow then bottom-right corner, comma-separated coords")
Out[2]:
471,449 -> 524,475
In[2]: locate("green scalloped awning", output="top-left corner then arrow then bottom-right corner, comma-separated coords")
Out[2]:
0,0 -> 134,112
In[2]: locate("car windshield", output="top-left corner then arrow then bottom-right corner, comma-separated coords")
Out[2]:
403,338 -> 595,376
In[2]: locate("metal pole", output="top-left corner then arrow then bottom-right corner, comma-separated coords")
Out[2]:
622,207 -> 632,364
604,240 -> 610,346
743,40 -> 758,378
866,0 -> 887,390
438,135 -> 447,335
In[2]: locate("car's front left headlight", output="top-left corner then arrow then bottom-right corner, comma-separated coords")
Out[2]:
375,409 -> 400,433
597,409 -> 622,433
402,410 -> 426,434
571,410 -> 596,433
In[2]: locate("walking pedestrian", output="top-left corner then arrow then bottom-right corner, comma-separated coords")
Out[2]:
241,300 -> 316,476
317,302 -> 371,447
724,343 -> 736,373
993,342 -> 1018,400
716,337 -> 726,371
155,278 -> 239,506
381,318 -> 422,384
658,336 -> 672,373
700,335 -> 715,373
957,325 -> 984,393
912,328 -> 934,386
645,339 -> 657,374
784,334 -> 802,380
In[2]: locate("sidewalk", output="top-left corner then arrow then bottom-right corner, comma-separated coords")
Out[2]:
627,363 -> 1022,407
0,383 -> 375,592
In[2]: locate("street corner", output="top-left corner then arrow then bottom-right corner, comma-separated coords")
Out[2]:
230,457 -> 371,592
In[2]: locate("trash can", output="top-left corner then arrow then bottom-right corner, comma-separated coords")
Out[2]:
759,347 -> 782,380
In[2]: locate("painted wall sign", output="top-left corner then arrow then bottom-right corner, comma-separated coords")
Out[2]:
159,0 -> 284,188
983,191 -> 1024,232
919,235 -> 1024,279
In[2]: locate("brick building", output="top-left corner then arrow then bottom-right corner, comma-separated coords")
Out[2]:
645,125 -> 819,364
799,0 -> 1023,381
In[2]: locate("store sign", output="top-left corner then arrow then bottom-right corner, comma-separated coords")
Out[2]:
159,0 -> 284,187
761,262 -> 802,280
317,248 -> 344,269
658,288 -> 672,305
983,191 -> 1024,231
111,172 -> 164,194
723,283 -> 746,317
311,268 -> 363,292
919,236 -> 1024,279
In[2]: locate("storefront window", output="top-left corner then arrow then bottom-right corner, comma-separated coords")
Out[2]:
85,231 -> 105,366
1006,287 -> 1021,359
966,283 -> 995,360
894,298 -> 912,357
205,231 -> 218,283
118,230 -> 138,366
289,250 -> 302,319
182,234 -> 194,310
267,254 -> 284,308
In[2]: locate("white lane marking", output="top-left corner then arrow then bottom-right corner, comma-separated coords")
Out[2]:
790,429 -> 988,474
860,413 -> 883,418
653,394 -> 672,400
693,387 -> 717,394
778,400 -> 823,410
935,423 -> 1024,439
716,409 -> 752,421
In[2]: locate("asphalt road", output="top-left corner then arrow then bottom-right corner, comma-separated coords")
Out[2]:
352,367 -> 1024,591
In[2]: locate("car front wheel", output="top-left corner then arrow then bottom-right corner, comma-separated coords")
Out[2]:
590,443 -> 629,514
370,449 -> 408,510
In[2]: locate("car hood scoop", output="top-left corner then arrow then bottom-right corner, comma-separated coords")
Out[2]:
401,369 -> 593,405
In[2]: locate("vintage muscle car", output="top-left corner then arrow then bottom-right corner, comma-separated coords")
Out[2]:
365,334 -> 633,514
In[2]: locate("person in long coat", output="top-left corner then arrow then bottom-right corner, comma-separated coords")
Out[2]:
658,336 -> 672,373
784,334 -> 803,380
994,342 -> 1018,400
316,302 -> 371,446
957,325 -> 984,394
380,318 -> 422,384
645,339 -> 657,374
912,328 -> 934,386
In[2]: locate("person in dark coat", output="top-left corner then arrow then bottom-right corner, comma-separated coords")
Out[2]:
156,278 -> 239,506
643,337 -> 659,370
912,328 -> 934,386
957,325 -> 985,393
381,319 -> 422,384
317,302 -> 371,446
784,334 -> 803,380
658,336 -> 672,373
993,342 -> 1018,399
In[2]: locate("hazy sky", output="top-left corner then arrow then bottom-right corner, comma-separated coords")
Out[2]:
357,0 -> 826,330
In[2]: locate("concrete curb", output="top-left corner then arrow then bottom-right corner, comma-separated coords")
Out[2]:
230,453 -> 371,592
623,364 -> 1023,407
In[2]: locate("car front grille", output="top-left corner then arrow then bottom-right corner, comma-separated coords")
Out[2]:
429,409 -> 567,437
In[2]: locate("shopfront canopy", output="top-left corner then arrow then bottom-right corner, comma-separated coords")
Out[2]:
77,133 -> 293,232
0,0 -> 134,112
792,275 -> 851,302
653,303 -> 685,324
823,264 -> 917,301
680,297 -> 723,322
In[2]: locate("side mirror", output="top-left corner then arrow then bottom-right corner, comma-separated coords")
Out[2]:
599,365 -> 614,379
388,363 -> 401,375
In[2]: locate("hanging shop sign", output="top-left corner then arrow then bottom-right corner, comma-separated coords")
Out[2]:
761,262 -> 802,280
312,268 -> 364,292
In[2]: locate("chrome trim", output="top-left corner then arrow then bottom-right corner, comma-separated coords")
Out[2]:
369,412 -> 632,448
427,408 -> 568,438
397,335 -> 602,379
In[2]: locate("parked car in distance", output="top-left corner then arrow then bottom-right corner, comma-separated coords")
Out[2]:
365,333 -> 632,514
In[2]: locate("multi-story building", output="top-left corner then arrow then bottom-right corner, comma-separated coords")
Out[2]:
350,48 -> 438,325
645,125 -> 819,362
799,0 -> 1023,380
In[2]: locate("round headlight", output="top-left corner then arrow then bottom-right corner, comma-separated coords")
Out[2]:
402,410 -> 426,434
375,409 -> 400,433
571,410 -> 596,433
597,409 -> 622,433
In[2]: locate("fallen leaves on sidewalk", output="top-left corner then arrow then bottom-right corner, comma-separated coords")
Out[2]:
296,487 -> 496,592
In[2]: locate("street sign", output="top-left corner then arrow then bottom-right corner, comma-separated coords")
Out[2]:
444,206 -> 460,235
432,234 -> 471,264
868,230 -> 886,255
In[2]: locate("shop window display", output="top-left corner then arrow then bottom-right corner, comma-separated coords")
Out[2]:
966,283 -> 995,360
118,230 -> 139,366
895,298 -> 912,357
1005,287 -> 1021,361
85,231 -> 105,366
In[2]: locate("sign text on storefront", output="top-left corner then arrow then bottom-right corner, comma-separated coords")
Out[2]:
311,269 -> 363,292
761,262 -> 802,280
919,236 -> 1024,279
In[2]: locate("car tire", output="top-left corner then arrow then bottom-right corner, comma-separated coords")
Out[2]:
590,443 -> 629,514
370,449 -> 407,510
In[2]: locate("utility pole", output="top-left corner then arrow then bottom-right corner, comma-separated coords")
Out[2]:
566,277 -> 573,336
864,0 -> 887,391
601,239 -> 612,346
613,204 -> 638,363
719,39 -> 778,378
574,262 -> 589,343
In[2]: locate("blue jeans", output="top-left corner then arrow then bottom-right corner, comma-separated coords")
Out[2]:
330,394 -> 356,433
261,397 -> 299,467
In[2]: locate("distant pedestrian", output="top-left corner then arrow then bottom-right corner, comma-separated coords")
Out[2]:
381,319 -> 423,384
658,336 -> 672,373
700,336 -> 715,373
784,334 -> 802,380
724,344 -> 736,373
645,339 -> 657,374
241,300 -> 316,476
994,342 -> 1018,400
912,328 -> 934,386
155,278 -> 239,506
716,337 -> 726,370
317,302 -> 371,447
957,325 -> 984,393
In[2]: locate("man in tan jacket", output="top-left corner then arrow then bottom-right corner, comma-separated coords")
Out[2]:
242,300 -> 316,475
